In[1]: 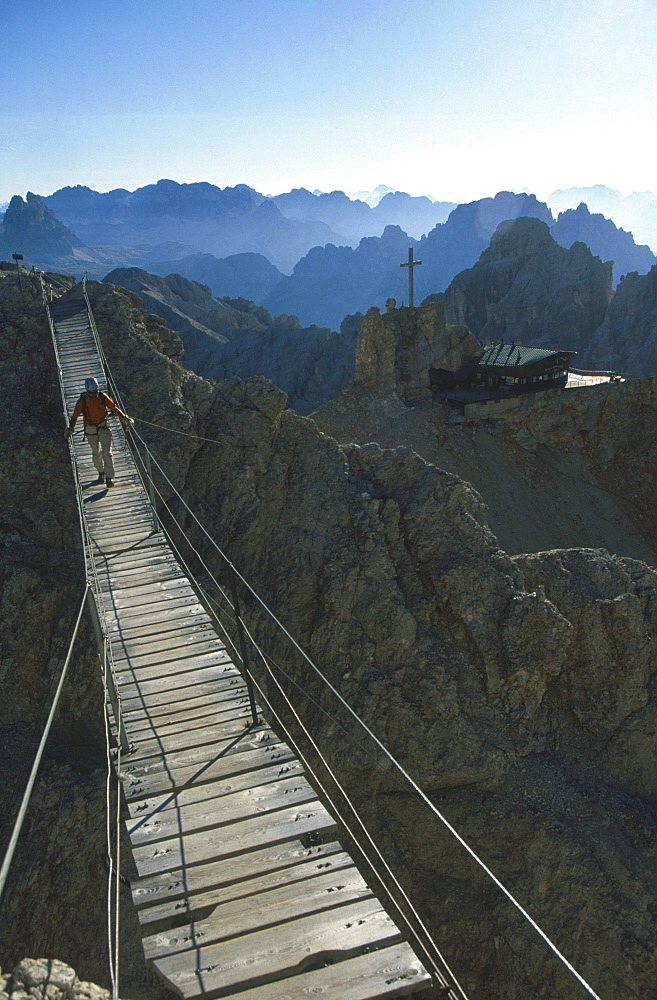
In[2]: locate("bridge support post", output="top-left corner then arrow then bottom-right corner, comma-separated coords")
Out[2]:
86,587 -> 131,753
228,565 -> 259,726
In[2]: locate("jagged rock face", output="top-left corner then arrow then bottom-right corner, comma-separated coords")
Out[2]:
551,202 -> 656,284
440,217 -> 613,358
590,264 -> 657,375
1,195 -> 83,257
3,273 -> 657,998
313,301 -> 481,434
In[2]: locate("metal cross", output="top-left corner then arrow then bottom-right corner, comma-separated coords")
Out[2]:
400,247 -> 422,308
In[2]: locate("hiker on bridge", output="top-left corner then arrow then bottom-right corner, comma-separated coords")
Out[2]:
64,377 -> 133,487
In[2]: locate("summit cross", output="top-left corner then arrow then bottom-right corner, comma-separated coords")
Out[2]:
400,247 -> 422,308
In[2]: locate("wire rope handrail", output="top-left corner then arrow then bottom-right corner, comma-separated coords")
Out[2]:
0,589 -> 88,907
66,276 -> 608,999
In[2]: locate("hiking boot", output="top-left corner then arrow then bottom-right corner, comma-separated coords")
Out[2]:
105,478 -> 114,488
94,473 -> 105,484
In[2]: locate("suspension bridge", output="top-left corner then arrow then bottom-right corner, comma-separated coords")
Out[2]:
45,287 -> 443,1000
0,271 -> 609,1000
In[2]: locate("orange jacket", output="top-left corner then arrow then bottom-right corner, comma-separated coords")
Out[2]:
71,391 -> 121,426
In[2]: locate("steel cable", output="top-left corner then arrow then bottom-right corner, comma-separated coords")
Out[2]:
0,590 -> 88,907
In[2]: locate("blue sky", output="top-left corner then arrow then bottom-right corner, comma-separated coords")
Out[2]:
2,0 -> 657,203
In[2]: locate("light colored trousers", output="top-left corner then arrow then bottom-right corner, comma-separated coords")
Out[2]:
85,423 -> 115,479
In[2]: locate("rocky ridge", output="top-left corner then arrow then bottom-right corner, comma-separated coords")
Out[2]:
1,270 -> 657,998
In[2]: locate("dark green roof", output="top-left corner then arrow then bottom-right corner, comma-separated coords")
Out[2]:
477,344 -> 575,368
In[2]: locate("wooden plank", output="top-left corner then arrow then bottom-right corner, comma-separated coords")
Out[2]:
98,582 -> 198,610
132,800 -> 338,877
115,652 -> 239,691
122,696 -> 251,736
124,716 -> 261,766
112,635 -> 227,668
110,621 -> 217,654
121,723 -> 269,776
212,943 -> 432,1000
116,662 -> 244,699
104,596 -> 206,626
121,689 -> 247,726
131,840 -> 342,910
97,575 -> 194,599
151,898 -> 401,999
117,669 -> 245,712
142,866 -> 373,961
111,619 -> 216,657
136,846 -> 350,925
119,729 -> 284,797
93,562 -> 182,584
126,758 -> 305,820
96,549 -> 178,571
127,774 -> 318,846
109,610 -> 213,636
123,705 -> 253,744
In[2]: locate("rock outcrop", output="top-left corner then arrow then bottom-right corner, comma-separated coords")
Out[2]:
0,195 -> 83,258
1,958 -> 109,1000
314,300 -> 480,435
3,270 -> 657,999
438,217 -> 613,358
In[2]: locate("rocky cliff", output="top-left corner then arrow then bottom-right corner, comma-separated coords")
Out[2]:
0,195 -> 83,258
438,217 -> 613,358
2,270 -> 657,999
551,201 -> 656,284
590,263 -> 657,375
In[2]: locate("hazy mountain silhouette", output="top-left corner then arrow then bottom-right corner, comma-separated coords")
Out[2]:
548,184 -> 657,252
42,180 -> 455,273
147,252 -> 284,304
0,193 -> 83,257
43,180 -> 343,271
272,187 -> 454,241
551,203 -> 656,283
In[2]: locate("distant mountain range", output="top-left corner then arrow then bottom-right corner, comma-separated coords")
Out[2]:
34,180 -> 454,272
547,185 -> 657,253
2,180 -> 656,334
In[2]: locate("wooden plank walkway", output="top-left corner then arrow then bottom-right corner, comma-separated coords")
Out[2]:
51,298 -> 433,1000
